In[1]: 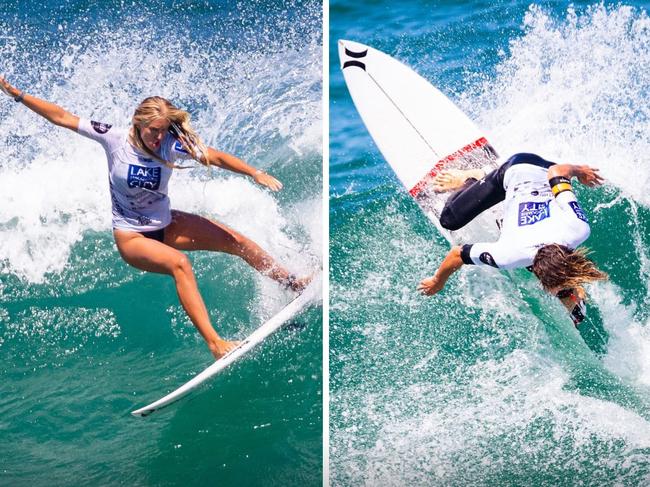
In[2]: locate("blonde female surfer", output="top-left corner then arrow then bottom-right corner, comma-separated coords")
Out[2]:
1,76 -> 309,359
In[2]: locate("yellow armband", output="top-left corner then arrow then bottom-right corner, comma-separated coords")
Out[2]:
549,176 -> 572,196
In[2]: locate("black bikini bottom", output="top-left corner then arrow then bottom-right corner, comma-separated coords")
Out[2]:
140,227 -> 166,243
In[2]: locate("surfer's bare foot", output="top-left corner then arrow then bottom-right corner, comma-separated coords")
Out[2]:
209,338 -> 241,360
432,168 -> 485,192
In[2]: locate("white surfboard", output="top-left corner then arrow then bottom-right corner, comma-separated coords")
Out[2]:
131,274 -> 321,417
338,39 -> 501,243
339,40 -> 587,327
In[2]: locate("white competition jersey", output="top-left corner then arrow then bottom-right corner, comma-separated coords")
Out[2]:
467,164 -> 591,270
77,118 -> 193,231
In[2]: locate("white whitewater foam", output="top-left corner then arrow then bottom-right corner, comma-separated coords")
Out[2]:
471,4 -> 650,207
0,20 -> 321,285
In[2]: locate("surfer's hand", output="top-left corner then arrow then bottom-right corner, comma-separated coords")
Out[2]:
0,75 -> 18,98
432,168 -> 485,193
417,275 -> 445,295
575,165 -> 604,187
253,170 -> 283,191
209,338 -> 240,360
287,274 -> 313,293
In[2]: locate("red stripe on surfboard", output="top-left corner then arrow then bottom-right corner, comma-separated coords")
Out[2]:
409,137 -> 490,197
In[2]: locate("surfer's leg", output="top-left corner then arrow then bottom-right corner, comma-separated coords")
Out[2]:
439,161 -> 510,230
164,210 -> 308,291
113,229 -> 238,359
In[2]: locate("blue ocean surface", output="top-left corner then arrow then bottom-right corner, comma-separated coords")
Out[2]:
330,1 -> 650,485
0,1 -> 322,485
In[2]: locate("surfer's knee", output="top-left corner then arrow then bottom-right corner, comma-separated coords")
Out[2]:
439,207 -> 463,231
171,255 -> 194,279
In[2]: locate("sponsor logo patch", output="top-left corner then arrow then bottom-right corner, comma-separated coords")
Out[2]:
91,120 -> 112,134
479,252 -> 498,268
518,201 -> 550,226
173,140 -> 188,154
127,164 -> 161,190
569,201 -> 588,223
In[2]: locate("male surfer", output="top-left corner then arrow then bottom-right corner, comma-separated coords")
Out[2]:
417,153 -> 607,323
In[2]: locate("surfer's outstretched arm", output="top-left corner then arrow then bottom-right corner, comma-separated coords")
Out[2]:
418,245 -> 464,295
203,147 -> 283,192
0,76 -> 79,131
548,164 -> 604,188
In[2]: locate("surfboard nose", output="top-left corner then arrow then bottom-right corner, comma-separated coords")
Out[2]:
337,39 -> 351,69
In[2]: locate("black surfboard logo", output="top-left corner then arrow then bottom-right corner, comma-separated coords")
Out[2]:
343,47 -> 368,70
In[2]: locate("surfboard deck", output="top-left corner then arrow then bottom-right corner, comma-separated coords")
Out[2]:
131,273 -> 321,417
338,39 -> 501,244
338,39 -> 586,327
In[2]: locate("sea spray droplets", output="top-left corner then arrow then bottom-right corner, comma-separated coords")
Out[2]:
331,2 -> 650,486
337,350 -> 650,486
1,307 -> 120,362
592,282 -> 650,391
330,192 -> 546,475
0,3 -> 321,284
472,4 -> 650,206
472,1 -> 650,405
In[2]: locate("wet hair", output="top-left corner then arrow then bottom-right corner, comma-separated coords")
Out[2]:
128,96 -> 209,169
532,244 -> 608,293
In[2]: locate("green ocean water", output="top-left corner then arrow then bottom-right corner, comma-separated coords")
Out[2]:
330,1 -> 650,485
0,0 -> 322,485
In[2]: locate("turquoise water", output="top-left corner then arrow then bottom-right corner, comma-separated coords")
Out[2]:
0,1 -> 322,485
330,1 -> 650,485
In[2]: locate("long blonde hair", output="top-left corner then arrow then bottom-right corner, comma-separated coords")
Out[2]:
128,96 -> 209,169
532,244 -> 608,292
